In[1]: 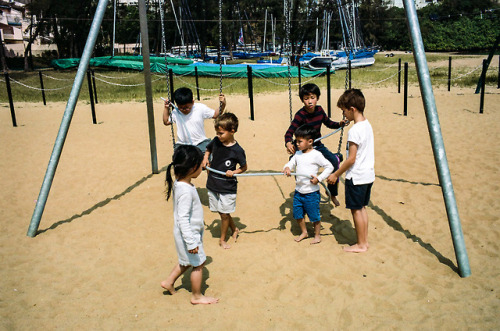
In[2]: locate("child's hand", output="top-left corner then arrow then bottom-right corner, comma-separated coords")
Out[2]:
340,119 -> 350,127
286,142 -> 296,155
162,98 -> 172,109
283,167 -> 291,177
226,170 -> 234,177
327,174 -> 338,185
188,247 -> 199,254
202,158 -> 209,170
219,94 -> 226,106
310,175 -> 319,185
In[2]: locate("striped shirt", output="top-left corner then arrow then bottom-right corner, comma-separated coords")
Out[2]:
284,105 -> 341,146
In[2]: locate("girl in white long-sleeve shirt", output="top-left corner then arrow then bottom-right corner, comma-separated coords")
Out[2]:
161,145 -> 219,305
283,125 -> 333,244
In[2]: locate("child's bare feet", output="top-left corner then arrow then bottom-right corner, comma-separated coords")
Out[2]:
343,243 -> 368,253
191,295 -> 219,305
294,232 -> 308,242
231,228 -> 239,243
160,280 -> 176,294
310,236 -> 321,244
331,196 -> 340,207
219,240 -> 231,249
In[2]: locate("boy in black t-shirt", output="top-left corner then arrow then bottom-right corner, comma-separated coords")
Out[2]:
202,113 -> 247,249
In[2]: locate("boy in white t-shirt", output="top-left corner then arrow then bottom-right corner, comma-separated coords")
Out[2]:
283,124 -> 333,244
327,89 -> 375,253
163,87 -> 226,152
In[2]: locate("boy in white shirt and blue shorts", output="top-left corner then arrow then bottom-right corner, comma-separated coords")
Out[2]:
283,124 -> 334,244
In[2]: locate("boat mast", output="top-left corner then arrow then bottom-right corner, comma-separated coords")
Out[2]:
263,9 -> 267,51
170,0 -> 184,50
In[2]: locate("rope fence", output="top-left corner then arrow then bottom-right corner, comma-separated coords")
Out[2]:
1,56 -> 498,127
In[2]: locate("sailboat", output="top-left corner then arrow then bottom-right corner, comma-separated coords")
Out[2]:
300,1 -> 377,70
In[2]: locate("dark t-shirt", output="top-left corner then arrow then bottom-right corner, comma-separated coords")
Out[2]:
206,137 -> 247,194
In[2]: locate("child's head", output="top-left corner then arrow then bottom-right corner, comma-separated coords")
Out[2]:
299,83 -> 321,101
173,87 -> 194,115
294,124 -> 316,151
214,113 -> 239,144
337,88 -> 365,114
214,112 -> 238,132
165,145 -> 204,200
299,84 -> 321,113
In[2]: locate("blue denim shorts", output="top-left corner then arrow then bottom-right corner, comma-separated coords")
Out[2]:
293,190 -> 321,222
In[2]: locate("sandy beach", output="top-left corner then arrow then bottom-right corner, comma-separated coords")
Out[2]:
1,56 -> 499,329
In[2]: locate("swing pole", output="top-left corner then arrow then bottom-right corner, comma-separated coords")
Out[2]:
138,0 -> 159,174
27,0 -> 110,237
403,0 -> 470,277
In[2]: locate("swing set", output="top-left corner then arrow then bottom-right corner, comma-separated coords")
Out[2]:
26,0 -> 471,279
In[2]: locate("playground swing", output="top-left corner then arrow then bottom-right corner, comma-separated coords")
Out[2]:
25,0 -> 471,279
202,0 -> 348,204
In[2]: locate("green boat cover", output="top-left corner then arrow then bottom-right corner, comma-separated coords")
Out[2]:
51,56 -> 329,78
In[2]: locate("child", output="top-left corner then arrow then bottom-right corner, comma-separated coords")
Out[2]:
203,113 -> 247,249
327,89 -> 374,253
284,83 -> 349,207
161,145 -> 219,304
163,87 -> 226,152
283,124 -> 334,244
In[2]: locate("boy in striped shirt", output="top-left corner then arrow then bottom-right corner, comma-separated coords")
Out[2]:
284,83 -> 349,206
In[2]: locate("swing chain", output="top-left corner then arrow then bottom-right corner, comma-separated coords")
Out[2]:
285,0 -> 293,122
218,0 -> 224,112
159,0 -> 176,148
219,0 -> 223,95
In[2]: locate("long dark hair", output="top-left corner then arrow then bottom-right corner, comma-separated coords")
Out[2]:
165,145 -> 204,201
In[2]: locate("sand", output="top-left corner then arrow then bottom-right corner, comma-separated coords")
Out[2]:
1,58 -> 499,329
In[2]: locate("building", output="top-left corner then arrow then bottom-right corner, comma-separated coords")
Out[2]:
0,0 -> 56,57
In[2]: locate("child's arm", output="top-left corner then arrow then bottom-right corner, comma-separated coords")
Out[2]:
322,108 -> 350,129
226,163 -> 247,177
202,150 -> 211,169
176,191 -> 199,253
212,94 -> 226,118
163,99 -> 173,125
313,153 -> 334,184
327,142 -> 357,184
282,155 -> 297,176
284,111 -> 304,154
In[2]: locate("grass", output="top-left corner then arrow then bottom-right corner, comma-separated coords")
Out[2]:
0,53 -> 495,104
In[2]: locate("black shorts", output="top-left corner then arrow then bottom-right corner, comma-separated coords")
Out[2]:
345,179 -> 373,210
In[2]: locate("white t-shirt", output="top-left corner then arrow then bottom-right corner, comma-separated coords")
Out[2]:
345,119 -> 375,185
171,103 -> 215,145
173,181 -> 206,267
283,149 -> 333,194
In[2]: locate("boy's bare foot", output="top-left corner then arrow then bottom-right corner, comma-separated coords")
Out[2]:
294,233 -> 308,242
160,280 -> 176,294
343,244 -> 368,253
310,237 -> 321,245
191,295 -> 219,305
331,196 -> 340,207
219,240 -> 231,249
231,228 -> 239,243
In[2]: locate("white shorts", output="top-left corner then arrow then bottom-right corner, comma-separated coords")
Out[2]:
208,190 -> 237,214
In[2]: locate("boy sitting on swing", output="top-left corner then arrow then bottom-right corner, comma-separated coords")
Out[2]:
163,87 -> 226,152
284,83 -> 349,206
